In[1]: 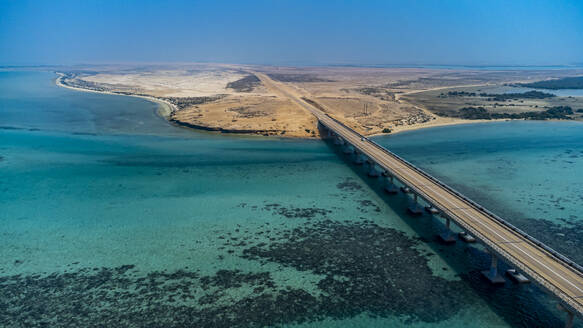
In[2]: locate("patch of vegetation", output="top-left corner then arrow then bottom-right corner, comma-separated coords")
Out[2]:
517,76 -> 583,89
439,91 -> 477,98
228,106 -> 267,118
576,109 -> 583,113
385,77 -> 453,88
226,74 -> 261,92
60,74 -> 111,92
355,87 -> 395,101
449,106 -> 573,120
382,128 -> 392,133
268,74 -> 333,83
479,90 -> 555,101
439,90 -> 554,101
357,87 -> 383,95
162,95 -> 226,110
455,107 -> 489,119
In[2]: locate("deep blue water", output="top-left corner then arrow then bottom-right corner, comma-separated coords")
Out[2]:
1,71 -> 581,327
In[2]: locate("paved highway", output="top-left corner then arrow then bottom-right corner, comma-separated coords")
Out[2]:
255,72 -> 583,318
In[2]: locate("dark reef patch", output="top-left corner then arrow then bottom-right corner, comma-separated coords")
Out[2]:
0,266 -> 296,327
1,216 -> 569,327
1,220 -> 470,327
263,203 -> 332,219
336,177 -> 364,192
241,220 -> 470,323
356,199 -> 381,213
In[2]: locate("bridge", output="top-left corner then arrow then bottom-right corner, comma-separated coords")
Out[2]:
255,72 -> 583,327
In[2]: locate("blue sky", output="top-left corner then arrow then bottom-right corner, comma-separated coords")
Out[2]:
1,0 -> 582,66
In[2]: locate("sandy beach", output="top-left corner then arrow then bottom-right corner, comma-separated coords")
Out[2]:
56,73 -> 177,119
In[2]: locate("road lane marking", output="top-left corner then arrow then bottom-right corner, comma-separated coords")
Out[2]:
361,133 -> 583,296
325,118 -> 583,296
265,77 -> 583,301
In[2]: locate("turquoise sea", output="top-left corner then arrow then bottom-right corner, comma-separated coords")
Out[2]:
376,121 -> 583,266
1,71 -> 581,327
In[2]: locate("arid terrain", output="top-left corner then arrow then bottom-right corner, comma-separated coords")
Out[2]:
57,64 -> 583,138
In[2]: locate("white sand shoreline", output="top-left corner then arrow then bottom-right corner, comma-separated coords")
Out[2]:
367,117 -> 510,137
55,72 -> 177,120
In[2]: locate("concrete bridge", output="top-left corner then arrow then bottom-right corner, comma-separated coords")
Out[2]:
256,73 -> 583,327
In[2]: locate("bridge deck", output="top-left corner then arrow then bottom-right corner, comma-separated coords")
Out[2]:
255,72 -> 583,316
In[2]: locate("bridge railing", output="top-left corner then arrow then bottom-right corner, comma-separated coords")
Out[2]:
319,114 -> 583,276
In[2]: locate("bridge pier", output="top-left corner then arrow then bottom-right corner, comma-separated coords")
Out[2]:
438,217 -> 456,244
407,193 -> 423,216
425,206 -> 440,215
458,231 -> 476,243
367,161 -> 380,177
384,175 -> 399,194
482,252 -> 505,284
343,144 -> 353,154
317,120 -> 583,317
557,304 -> 575,328
352,151 -> 364,164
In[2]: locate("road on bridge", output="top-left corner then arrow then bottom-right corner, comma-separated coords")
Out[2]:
255,72 -> 583,318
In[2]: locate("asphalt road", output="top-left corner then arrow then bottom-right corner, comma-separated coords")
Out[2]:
255,72 -> 583,317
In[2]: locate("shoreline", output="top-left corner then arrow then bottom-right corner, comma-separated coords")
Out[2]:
55,73 -> 177,120
54,73 -> 568,139
367,117 -> 502,137
55,73 -> 310,138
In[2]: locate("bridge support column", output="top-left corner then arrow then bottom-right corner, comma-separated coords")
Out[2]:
367,162 -> 379,177
438,217 -> 456,244
557,304 -> 575,328
343,144 -> 353,154
481,252 -> 505,284
407,193 -> 423,216
352,151 -> 364,164
384,175 -> 398,194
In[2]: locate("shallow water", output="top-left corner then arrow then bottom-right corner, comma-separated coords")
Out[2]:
1,71 -> 581,327
375,121 -> 583,265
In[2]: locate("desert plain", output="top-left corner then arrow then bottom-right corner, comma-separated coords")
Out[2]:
57,64 -> 583,138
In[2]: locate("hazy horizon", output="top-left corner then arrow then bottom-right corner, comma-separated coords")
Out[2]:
1,0 -> 583,67
2,2 -> 583,327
